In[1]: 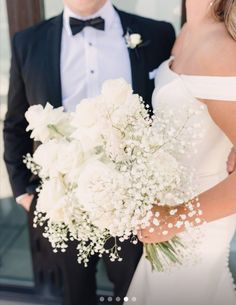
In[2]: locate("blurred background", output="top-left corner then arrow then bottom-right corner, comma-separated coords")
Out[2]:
0,0 -> 235,304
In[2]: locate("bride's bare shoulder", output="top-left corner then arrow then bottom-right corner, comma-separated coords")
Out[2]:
201,25 -> 236,76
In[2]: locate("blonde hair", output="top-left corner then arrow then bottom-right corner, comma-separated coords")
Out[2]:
212,0 -> 236,40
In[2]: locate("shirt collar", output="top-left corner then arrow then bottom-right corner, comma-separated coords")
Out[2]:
63,0 -> 118,36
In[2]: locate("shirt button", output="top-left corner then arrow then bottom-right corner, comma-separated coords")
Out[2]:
88,42 -> 93,46
90,70 -> 94,74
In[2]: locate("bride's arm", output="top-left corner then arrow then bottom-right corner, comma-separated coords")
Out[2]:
140,100 -> 236,244
227,147 -> 236,174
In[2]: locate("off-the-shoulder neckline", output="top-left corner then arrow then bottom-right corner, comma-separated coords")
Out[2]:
168,56 -> 236,79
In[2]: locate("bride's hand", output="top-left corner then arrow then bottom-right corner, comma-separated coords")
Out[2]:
138,205 -> 184,244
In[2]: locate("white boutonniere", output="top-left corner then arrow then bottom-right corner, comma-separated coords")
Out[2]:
125,32 -> 143,49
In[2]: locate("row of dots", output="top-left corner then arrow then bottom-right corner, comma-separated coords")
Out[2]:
100,296 -> 137,302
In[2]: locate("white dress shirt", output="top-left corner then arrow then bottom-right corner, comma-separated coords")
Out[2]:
61,0 -> 132,112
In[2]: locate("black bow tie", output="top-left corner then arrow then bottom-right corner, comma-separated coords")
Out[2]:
69,16 -> 105,35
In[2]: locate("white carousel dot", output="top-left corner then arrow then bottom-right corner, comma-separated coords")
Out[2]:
100,296 -> 105,302
124,296 -> 129,302
116,296 -> 121,302
132,296 -> 137,302
108,296 -> 113,302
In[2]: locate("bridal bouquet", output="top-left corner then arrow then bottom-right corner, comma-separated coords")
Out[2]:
24,79 -> 203,271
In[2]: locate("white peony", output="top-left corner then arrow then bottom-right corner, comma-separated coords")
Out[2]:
37,178 -> 68,222
25,103 -> 72,143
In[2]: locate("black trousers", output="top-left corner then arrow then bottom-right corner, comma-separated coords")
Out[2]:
28,198 -> 143,305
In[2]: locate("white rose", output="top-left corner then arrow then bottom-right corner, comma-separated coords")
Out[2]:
37,178 -> 67,222
103,128 -> 123,160
101,79 -> 143,127
125,33 -> 142,49
75,159 -> 123,230
71,98 -> 110,152
110,93 -> 142,125
74,123 -> 123,160
33,140 -> 59,177
55,140 -> 84,175
72,97 -> 106,128
101,78 -> 133,109
129,33 -> 142,48
71,124 -> 106,153
25,103 -> 72,143
33,139 -> 84,178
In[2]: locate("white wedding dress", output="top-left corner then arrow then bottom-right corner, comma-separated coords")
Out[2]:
126,57 -> 236,305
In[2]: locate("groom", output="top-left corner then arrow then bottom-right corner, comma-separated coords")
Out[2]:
3,0 -> 175,304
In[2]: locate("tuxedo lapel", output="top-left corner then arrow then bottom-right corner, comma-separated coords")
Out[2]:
46,14 -> 63,108
116,9 -> 148,100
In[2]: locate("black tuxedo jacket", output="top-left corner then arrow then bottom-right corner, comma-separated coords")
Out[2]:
3,9 -> 175,198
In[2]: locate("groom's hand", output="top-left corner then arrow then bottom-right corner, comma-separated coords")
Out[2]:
227,147 -> 236,174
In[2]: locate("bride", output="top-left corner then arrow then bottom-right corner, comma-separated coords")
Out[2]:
126,0 -> 236,304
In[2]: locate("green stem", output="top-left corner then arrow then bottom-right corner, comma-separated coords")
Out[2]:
144,237 -> 184,272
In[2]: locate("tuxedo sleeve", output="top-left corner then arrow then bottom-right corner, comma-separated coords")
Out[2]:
3,34 -> 34,198
165,23 -> 176,57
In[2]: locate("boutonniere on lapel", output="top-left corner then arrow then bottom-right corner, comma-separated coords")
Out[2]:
125,32 -> 142,49
124,27 -> 150,58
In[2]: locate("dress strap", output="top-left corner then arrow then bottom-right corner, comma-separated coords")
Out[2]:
180,76 -> 236,101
